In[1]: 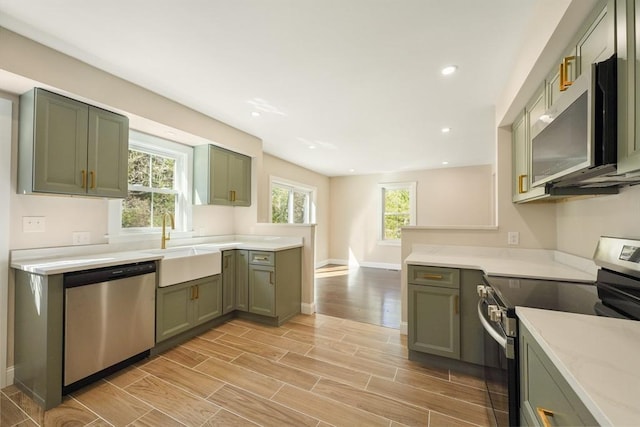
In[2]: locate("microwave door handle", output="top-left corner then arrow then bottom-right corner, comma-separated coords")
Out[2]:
477,300 -> 507,349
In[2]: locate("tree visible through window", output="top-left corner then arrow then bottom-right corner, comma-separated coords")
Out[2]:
381,182 -> 416,241
122,149 -> 178,228
271,180 -> 313,224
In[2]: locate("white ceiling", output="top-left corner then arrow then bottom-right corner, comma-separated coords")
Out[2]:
0,0 -> 539,177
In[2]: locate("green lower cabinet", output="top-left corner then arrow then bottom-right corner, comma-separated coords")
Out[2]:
156,275 -> 222,342
222,251 -> 236,314
519,322 -> 598,426
408,283 -> 460,359
249,264 -> 276,316
235,250 -> 249,311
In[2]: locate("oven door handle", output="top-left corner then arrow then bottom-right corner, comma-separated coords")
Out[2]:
477,299 -> 507,349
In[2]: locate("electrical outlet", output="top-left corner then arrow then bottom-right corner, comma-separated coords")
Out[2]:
23,216 -> 45,232
72,231 -> 91,245
508,231 -> 520,245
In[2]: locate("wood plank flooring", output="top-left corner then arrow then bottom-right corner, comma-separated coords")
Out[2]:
1,313 -> 495,427
315,265 -> 401,329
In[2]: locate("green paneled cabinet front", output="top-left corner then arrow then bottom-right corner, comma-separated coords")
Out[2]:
249,264 -> 276,316
222,250 -> 236,314
235,250 -> 249,311
156,275 -> 222,342
193,144 -> 251,206
246,248 -> 301,324
18,88 -> 128,198
617,0 -> 640,174
519,322 -> 598,426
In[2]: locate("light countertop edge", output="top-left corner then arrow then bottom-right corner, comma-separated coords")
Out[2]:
404,247 -> 596,282
516,307 -> 640,426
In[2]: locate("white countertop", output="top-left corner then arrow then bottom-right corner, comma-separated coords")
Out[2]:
517,307 -> 640,426
11,235 -> 303,275
405,244 -> 596,282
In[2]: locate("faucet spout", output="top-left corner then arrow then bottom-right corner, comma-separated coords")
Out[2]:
161,213 -> 175,249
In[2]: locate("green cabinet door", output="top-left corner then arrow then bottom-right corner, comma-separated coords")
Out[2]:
87,106 -> 129,198
235,250 -> 249,311
156,275 -> 222,342
193,275 -> 222,325
222,251 -> 236,314
193,144 -> 251,206
156,281 -> 193,342
29,88 -> 88,195
18,88 -> 129,198
249,264 -> 276,317
408,284 -> 460,359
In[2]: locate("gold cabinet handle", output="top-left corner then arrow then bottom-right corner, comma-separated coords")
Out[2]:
454,295 -> 459,315
195,285 -> 199,299
255,256 -> 269,261
190,286 -> 196,300
229,190 -> 236,202
90,170 -> 96,189
559,55 -> 576,91
269,271 -> 274,285
232,190 -> 236,202
518,174 -> 527,194
536,407 -> 554,427
422,273 -> 443,280
81,170 -> 87,189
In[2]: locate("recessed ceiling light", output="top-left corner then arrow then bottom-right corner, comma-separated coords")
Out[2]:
441,65 -> 458,76
441,127 -> 451,133
349,168 -> 355,173
309,145 -> 316,149
251,111 -> 261,117
442,161 -> 449,165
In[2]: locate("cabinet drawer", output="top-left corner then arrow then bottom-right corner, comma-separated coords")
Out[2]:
249,251 -> 274,266
408,265 -> 460,288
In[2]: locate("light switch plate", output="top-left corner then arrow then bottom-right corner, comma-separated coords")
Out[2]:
23,216 -> 45,232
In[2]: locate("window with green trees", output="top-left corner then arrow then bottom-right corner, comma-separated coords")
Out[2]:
122,149 -> 177,228
271,180 -> 313,224
380,182 -> 416,241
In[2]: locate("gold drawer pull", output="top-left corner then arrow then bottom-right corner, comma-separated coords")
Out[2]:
90,170 -> 96,189
559,55 -> 576,92
81,170 -> 87,189
422,273 -> 443,280
454,295 -> 459,315
255,256 -> 269,261
536,407 -> 554,427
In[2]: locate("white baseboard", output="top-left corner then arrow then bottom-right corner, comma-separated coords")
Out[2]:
314,259 -> 331,268
5,365 -> 13,386
400,321 -> 408,336
301,302 -> 316,315
320,259 -> 400,270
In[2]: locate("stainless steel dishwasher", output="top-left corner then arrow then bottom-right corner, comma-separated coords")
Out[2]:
63,261 -> 156,393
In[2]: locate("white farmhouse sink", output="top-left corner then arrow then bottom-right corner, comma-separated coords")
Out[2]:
146,246 -> 221,287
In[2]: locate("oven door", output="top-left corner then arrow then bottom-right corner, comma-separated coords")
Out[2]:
478,298 -> 515,427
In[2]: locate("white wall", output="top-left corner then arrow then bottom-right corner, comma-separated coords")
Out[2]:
556,186 -> 640,257
330,165 -> 497,268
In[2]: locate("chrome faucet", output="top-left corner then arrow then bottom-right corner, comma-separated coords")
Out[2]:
161,213 -> 175,249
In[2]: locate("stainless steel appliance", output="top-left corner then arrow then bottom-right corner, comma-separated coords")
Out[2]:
530,55 -> 618,189
477,236 -> 640,426
63,261 -> 156,393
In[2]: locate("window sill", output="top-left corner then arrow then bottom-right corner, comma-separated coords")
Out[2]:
378,240 -> 401,247
107,230 -> 194,244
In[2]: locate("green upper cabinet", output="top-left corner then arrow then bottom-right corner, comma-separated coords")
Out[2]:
512,89 -> 548,203
616,0 -> 640,174
193,144 -> 251,206
18,88 -> 128,198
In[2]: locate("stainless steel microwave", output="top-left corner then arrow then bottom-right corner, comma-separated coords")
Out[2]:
530,55 -> 616,188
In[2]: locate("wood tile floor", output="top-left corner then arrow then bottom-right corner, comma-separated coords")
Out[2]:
1,314 -> 497,427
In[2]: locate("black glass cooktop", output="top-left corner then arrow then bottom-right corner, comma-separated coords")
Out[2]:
484,275 -> 601,316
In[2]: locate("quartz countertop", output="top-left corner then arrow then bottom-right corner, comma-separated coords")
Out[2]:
11,235 -> 303,275
405,244 -> 596,282
516,307 -> 640,426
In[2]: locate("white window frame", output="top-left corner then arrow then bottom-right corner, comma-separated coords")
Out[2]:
269,176 -> 316,224
108,130 -> 193,242
378,181 -> 417,245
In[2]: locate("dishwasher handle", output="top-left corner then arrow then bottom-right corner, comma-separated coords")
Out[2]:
64,261 -> 156,288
